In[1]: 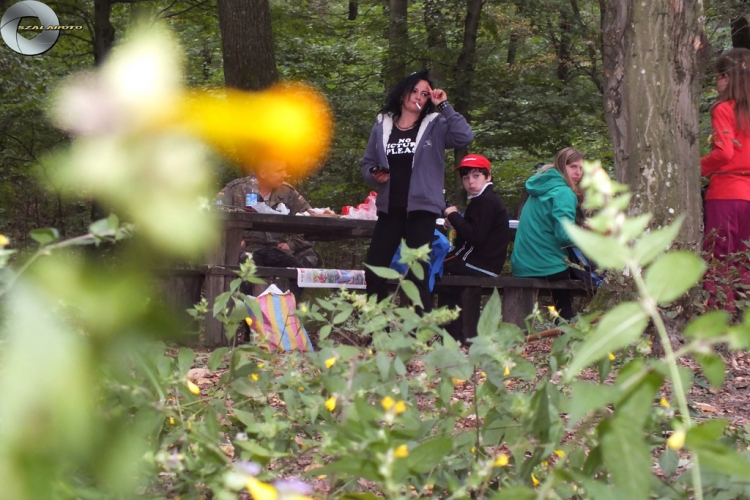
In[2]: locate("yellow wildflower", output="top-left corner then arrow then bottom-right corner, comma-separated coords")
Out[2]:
381,396 -> 395,411
394,444 -> 409,458
317,474 -> 327,479
542,461 -> 548,467
325,357 -> 336,369
451,378 -> 465,385
0,235 -> 8,246
186,380 -> 200,395
494,454 -> 509,467
554,449 -> 565,458
169,417 -> 175,425
368,349 -> 373,355
547,305 -> 559,318
300,305 -> 308,313
251,373 -> 259,381
471,447 -> 476,453
667,429 -> 686,450
245,317 -> 253,327
257,362 -> 265,369
504,365 -> 510,376
325,396 -> 337,412
531,473 -> 539,486
660,397 -> 670,408
394,401 -> 407,414
299,387 -> 305,391
246,476 -> 278,500
608,352 -> 615,361
480,372 -> 487,378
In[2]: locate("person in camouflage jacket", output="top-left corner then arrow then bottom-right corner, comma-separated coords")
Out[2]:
216,163 -> 321,299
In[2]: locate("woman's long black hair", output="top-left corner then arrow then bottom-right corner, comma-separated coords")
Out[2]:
380,69 -> 436,120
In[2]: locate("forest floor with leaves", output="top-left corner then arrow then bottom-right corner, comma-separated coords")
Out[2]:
183,329 -> 750,498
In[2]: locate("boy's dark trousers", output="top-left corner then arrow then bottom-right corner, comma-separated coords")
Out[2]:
365,209 -> 436,312
436,256 -> 493,343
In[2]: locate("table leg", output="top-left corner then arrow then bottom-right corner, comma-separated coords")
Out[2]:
461,287 -> 482,340
502,287 -> 537,330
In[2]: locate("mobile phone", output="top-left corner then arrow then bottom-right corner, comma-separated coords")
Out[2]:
370,166 -> 390,174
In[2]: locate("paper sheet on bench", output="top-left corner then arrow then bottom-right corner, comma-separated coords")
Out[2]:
297,268 -> 366,289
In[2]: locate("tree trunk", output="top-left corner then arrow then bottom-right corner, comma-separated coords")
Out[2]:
602,0 -> 709,249
732,14 -> 750,50
93,0 -> 115,66
217,0 -> 278,90
384,0 -> 408,89
423,0 -> 448,82
448,0 -> 483,204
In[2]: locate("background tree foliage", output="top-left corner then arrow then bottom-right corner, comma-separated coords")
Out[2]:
0,0 -> 745,253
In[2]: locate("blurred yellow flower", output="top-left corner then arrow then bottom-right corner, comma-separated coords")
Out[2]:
394,444 -> 409,458
251,373 -> 259,381
608,352 -> 615,361
503,366 -> 510,376
667,429 -> 686,450
0,235 -> 8,246
554,449 -> 565,458
246,476 -> 278,500
257,362 -> 265,369
394,401 -> 407,414
169,417 -> 175,425
494,454 -> 509,467
299,387 -> 305,391
245,317 -> 253,327
176,83 -> 333,179
547,305 -> 559,318
381,396 -> 395,411
300,305 -> 308,313
541,461 -> 548,467
325,357 -> 336,369
531,474 -> 540,486
325,396 -> 336,411
451,378 -> 465,385
480,372 -> 486,378
660,398 -> 670,408
186,380 -> 200,395
471,447 -> 476,453
317,474 -> 327,479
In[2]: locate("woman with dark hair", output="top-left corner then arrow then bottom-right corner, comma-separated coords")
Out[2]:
701,48 -> 750,310
362,70 -> 473,311
511,147 -> 584,320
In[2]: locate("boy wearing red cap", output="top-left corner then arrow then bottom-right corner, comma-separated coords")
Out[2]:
439,154 -> 512,342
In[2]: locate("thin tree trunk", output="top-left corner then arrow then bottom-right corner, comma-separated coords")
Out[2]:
447,0 -> 483,205
93,0 -> 115,66
385,0 -> 408,89
423,0 -> 448,81
602,0 -> 709,248
507,31 -> 519,66
217,0 -> 278,90
732,15 -> 750,50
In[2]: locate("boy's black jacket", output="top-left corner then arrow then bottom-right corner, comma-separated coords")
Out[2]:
447,184 -> 512,275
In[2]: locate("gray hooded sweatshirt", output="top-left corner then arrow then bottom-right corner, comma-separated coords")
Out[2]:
361,104 -> 474,215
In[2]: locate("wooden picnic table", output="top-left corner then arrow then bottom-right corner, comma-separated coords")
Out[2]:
205,211 -> 377,345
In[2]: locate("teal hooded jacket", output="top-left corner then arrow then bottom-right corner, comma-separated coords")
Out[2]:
511,169 -> 578,277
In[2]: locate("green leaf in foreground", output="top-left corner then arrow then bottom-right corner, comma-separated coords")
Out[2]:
643,251 -> 707,304
565,302 -> 648,380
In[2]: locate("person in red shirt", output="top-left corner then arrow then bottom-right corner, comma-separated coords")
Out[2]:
701,48 -> 750,311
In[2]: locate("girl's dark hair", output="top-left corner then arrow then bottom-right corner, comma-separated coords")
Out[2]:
714,48 -> 750,133
380,70 -> 436,120
457,167 -> 490,179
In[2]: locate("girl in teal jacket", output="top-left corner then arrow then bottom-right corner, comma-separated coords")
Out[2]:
511,147 -> 583,319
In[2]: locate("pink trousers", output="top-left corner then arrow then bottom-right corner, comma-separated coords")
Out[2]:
703,199 -> 750,311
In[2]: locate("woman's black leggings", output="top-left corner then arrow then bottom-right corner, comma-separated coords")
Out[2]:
364,209 -> 437,312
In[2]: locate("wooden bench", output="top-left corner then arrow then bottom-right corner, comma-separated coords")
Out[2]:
172,266 -> 592,342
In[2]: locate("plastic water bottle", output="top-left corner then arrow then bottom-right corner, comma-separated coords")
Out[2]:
245,174 -> 259,207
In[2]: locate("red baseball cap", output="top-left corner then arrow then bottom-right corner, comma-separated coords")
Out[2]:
455,154 -> 491,170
